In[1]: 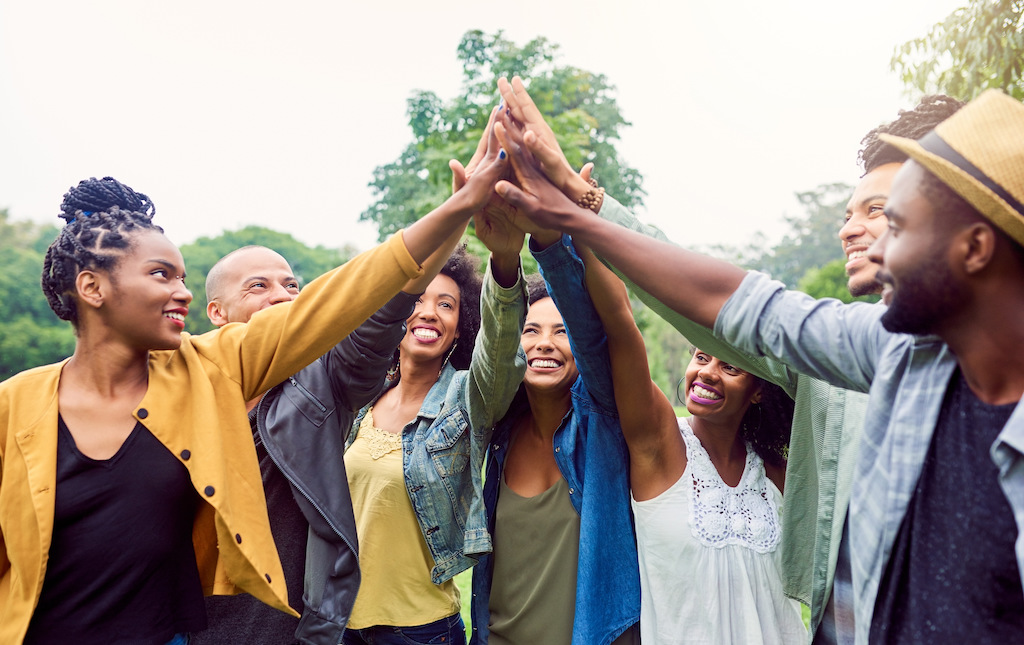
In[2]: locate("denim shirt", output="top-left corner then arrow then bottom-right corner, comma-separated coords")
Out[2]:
470,237 -> 640,645
716,271 -> 1024,645
348,262 -> 527,584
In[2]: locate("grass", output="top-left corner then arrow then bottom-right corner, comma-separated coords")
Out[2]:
455,569 -> 473,637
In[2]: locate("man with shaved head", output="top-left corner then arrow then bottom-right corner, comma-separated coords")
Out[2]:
195,243 -> 454,645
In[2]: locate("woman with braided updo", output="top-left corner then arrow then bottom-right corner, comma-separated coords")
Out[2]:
0,125 -> 510,645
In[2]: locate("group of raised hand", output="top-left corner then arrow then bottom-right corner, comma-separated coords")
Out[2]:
452,76 -> 604,258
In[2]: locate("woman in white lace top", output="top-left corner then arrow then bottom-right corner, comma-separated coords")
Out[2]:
573,239 -> 806,645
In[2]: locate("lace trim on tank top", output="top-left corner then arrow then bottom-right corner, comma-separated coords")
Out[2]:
362,407 -> 403,460
682,419 -> 781,553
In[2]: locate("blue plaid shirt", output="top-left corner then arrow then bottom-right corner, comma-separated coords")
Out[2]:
716,271 -> 1024,644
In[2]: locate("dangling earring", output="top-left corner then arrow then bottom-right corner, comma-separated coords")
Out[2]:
437,340 -> 458,379
386,349 -> 401,383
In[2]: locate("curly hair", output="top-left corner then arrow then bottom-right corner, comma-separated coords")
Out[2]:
858,94 -> 966,175
41,177 -> 163,327
741,378 -> 794,469
437,244 -> 483,370
677,349 -> 795,468
525,273 -> 549,305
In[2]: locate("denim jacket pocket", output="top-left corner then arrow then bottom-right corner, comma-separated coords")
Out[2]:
424,408 -> 470,477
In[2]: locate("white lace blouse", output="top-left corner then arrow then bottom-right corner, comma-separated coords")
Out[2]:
630,418 -> 807,644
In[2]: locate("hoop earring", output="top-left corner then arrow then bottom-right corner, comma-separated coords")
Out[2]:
675,377 -> 687,406
386,350 -> 401,383
438,340 -> 458,379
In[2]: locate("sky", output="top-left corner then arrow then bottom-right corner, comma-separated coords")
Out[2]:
0,0 -> 967,257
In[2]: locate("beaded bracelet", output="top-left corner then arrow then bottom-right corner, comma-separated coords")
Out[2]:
576,178 -> 605,213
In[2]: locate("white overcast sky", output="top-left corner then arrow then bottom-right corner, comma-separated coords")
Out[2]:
0,0 -> 966,257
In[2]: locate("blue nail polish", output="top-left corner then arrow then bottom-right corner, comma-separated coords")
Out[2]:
499,149 -> 507,160
497,101 -> 503,112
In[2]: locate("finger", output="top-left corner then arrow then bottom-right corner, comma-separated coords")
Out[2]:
494,122 -> 534,183
523,131 -> 566,181
450,159 -> 467,193
466,105 -> 500,174
498,77 -> 523,122
510,76 -> 545,128
580,163 -> 594,183
495,180 -> 530,210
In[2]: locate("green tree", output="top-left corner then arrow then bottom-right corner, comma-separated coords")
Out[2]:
710,183 -> 854,289
360,30 -> 645,241
797,258 -> 881,304
635,301 -> 691,404
892,0 -> 1024,100
0,209 -> 76,380
179,226 -> 353,335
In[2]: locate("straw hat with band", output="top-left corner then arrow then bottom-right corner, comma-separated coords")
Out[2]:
879,89 -> 1024,247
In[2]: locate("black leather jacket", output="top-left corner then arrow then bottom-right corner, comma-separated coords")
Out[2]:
255,292 -> 416,644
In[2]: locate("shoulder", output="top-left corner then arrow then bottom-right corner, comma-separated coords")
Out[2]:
0,361 -> 64,401
764,460 -> 787,494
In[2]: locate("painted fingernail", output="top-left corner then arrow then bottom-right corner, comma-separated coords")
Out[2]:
497,101 -> 503,112
499,149 -> 507,160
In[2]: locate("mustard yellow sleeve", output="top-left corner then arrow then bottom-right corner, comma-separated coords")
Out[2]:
192,231 -> 424,400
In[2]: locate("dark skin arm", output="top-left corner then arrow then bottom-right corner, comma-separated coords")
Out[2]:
493,117 -> 745,329
573,239 -> 686,500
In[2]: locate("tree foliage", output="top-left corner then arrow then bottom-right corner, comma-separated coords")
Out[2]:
0,209 -> 76,380
179,227 -> 354,335
360,30 -> 645,240
892,0 -> 1024,100
798,258 -> 881,304
710,183 -> 854,289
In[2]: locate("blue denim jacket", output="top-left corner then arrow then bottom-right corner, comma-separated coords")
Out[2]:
349,262 -> 527,584
471,237 -> 641,645
717,271 -> 1024,644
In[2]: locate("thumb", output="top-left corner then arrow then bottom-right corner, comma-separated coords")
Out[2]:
450,159 -> 467,193
495,180 -> 530,210
580,162 -> 594,183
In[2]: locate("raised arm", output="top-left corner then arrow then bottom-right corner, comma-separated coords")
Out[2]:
330,217 -> 472,411
529,232 -> 617,410
400,106 -> 508,265
595,195 -> 799,395
204,107 -> 509,400
464,205 -> 529,433
573,239 -> 685,500
494,118 -> 743,329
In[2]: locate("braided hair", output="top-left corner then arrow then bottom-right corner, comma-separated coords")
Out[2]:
41,177 -> 163,326
858,94 -> 965,175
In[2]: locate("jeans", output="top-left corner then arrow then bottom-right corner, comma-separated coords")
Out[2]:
166,635 -> 191,645
343,613 -> 466,645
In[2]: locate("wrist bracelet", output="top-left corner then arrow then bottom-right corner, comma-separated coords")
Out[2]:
576,178 -> 605,213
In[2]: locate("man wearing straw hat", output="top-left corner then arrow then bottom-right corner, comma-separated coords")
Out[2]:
495,89 -> 1024,642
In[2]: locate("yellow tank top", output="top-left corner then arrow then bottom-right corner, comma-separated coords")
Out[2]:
345,408 -> 460,628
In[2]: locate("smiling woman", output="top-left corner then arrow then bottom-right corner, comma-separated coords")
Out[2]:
342,239 -> 527,645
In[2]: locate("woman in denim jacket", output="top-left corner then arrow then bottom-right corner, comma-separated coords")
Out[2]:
343,219 -> 527,645
470,232 -> 641,645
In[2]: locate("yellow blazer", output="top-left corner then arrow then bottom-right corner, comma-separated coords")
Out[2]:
0,233 -> 422,642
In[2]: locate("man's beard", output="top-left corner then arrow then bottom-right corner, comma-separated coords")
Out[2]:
849,276 -> 883,298
879,255 -> 964,335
